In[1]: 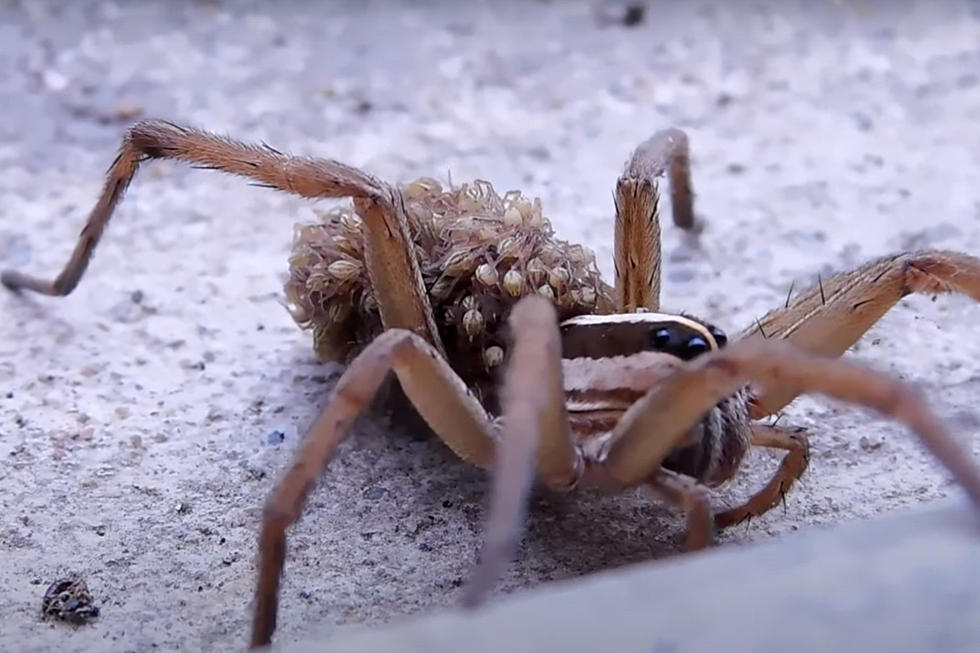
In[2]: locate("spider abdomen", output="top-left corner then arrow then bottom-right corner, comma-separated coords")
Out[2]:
284,177 -> 615,403
660,389 -> 753,487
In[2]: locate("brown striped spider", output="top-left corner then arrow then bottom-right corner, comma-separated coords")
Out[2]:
5,121 -> 980,649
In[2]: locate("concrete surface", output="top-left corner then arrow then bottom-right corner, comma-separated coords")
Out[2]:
2,1 -> 980,651
281,497 -> 980,653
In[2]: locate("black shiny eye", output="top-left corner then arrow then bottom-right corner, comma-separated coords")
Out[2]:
650,327 -> 673,350
685,336 -> 709,355
710,326 -> 728,348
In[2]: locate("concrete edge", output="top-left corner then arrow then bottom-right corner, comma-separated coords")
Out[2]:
276,495 -> 980,653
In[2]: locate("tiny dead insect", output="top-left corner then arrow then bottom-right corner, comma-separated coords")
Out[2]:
40,576 -> 100,625
5,121 -> 980,649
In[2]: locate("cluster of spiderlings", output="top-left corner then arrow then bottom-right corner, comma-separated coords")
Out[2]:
284,176 -> 614,392
284,207 -> 378,363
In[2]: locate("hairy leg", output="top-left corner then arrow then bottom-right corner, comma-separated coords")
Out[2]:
1,119 -> 443,351
600,338 -> 980,518
460,296 -> 581,608
2,120 -> 379,296
251,329 -> 495,648
648,468 -> 713,550
740,249 -> 980,417
614,127 -> 698,312
714,425 -> 810,529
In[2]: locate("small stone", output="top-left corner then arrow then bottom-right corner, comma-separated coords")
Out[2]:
854,111 -> 874,132
114,103 -> 143,121
266,429 -> 286,445
859,436 -> 884,452
620,3 -> 646,26
42,69 -> 68,91
362,486 -> 386,500
80,364 -> 103,378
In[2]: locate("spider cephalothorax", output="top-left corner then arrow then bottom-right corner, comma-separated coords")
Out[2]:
559,311 -> 728,360
5,120 -> 980,650
555,311 -> 751,492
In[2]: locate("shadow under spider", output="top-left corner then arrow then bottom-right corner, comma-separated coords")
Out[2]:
330,378 -> 691,587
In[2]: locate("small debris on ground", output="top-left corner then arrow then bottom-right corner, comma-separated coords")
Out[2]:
595,1 -> 646,27
41,576 -> 100,624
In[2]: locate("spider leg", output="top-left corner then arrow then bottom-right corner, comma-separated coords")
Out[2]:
600,338 -> 980,542
714,425 -> 810,529
648,468 -> 713,550
1,119 -> 443,352
460,295 -> 581,608
352,191 -> 444,353
250,328 -> 496,649
614,127 -> 699,312
739,249 -> 980,417
2,120 -> 373,297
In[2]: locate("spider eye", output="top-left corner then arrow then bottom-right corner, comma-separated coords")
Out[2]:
685,336 -> 710,355
710,326 -> 728,348
650,327 -> 673,350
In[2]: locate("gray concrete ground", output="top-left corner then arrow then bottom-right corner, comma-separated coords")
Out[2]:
282,498 -> 980,653
2,1 -> 980,651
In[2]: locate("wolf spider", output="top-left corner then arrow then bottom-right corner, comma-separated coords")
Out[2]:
4,120 -> 980,649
